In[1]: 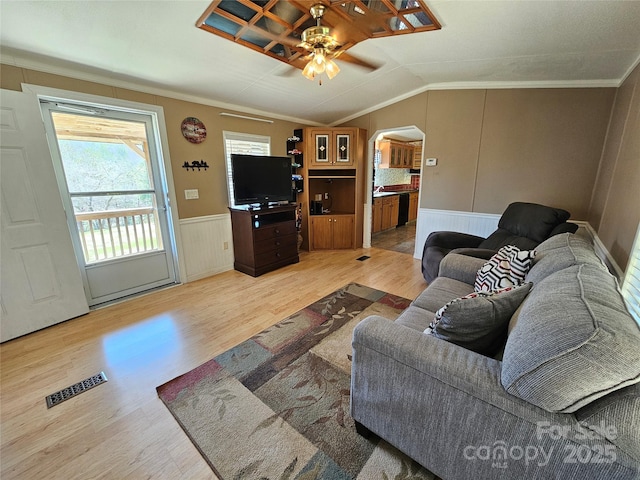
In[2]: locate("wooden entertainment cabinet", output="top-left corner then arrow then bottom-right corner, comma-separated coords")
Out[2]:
229,204 -> 299,277
294,127 -> 367,251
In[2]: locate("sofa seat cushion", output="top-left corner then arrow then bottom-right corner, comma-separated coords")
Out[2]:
526,233 -> 606,285
425,283 -> 532,356
395,305 -> 437,332
502,263 -> 640,413
411,277 -> 474,313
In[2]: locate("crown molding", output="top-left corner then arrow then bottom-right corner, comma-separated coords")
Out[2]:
332,78 -> 621,126
0,50 -> 317,126
2,48 -> 632,128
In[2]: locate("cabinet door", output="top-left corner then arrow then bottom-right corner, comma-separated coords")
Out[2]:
310,130 -> 331,166
372,199 -> 383,233
381,199 -> 393,230
413,146 -> 422,169
404,146 -> 412,167
391,198 -> 400,226
409,192 -> 419,222
334,132 -> 352,165
310,216 -> 333,249
332,216 -> 354,249
390,145 -> 398,167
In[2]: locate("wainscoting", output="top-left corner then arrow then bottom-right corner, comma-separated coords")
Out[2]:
413,208 -> 617,274
414,208 -> 501,258
177,209 -> 620,284
179,214 -> 235,282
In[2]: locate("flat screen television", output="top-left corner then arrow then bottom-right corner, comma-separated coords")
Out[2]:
231,154 -> 292,206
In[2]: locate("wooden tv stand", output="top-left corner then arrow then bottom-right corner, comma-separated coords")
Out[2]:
229,204 -> 299,277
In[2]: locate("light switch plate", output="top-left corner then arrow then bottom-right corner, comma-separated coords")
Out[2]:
425,158 -> 437,166
185,189 -> 199,200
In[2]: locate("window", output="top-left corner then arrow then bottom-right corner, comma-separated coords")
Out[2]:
223,131 -> 270,207
622,222 -> 640,325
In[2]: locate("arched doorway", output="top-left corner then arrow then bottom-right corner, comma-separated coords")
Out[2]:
363,126 -> 425,256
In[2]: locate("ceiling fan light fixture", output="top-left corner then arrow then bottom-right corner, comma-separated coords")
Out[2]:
302,61 -> 317,80
325,59 -> 340,79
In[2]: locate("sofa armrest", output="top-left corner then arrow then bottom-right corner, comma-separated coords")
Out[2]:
350,316 -> 639,479
424,231 -> 485,250
438,253 -> 487,284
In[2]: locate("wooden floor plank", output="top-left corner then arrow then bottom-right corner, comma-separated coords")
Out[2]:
0,248 -> 426,479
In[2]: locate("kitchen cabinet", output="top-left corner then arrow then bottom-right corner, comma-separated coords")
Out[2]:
378,140 -> 415,169
409,192 -> 419,222
372,197 -> 383,233
413,144 -> 422,169
381,195 -> 399,231
308,127 -> 355,167
310,215 -> 354,249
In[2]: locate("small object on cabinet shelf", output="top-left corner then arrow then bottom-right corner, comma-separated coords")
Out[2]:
288,135 -> 301,142
182,160 -> 209,171
288,149 -> 303,155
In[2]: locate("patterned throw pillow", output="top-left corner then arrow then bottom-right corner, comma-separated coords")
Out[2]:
424,283 -> 533,356
475,245 -> 536,292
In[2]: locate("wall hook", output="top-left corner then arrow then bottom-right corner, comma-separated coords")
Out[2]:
182,160 -> 209,171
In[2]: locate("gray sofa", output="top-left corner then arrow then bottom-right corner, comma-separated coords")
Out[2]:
351,233 -> 640,479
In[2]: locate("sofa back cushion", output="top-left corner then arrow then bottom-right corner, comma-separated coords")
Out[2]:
525,233 -> 605,285
502,263 -> 640,413
479,202 -> 571,252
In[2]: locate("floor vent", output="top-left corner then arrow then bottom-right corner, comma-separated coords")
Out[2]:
356,255 -> 371,261
45,371 -> 108,408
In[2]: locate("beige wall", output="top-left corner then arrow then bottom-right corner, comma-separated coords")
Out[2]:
2,62 -> 638,269
350,87 -> 615,219
0,64 -> 302,219
349,80 -> 640,269
474,88 -> 613,218
589,63 -> 640,270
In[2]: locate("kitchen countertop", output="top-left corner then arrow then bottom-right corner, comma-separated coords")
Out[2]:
373,190 -> 418,198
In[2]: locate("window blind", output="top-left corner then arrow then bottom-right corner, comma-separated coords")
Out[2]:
621,222 -> 640,325
223,131 -> 270,207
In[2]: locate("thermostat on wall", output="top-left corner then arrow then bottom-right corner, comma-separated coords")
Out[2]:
425,157 -> 437,166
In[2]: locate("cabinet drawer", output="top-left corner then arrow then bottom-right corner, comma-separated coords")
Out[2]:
254,233 -> 297,255
255,245 -> 298,267
253,221 -> 297,241
382,196 -> 398,205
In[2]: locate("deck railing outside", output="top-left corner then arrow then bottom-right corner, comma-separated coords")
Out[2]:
75,207 -> 163,263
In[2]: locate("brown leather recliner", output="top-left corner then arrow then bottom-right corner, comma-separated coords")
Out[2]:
421,202 -> 578,283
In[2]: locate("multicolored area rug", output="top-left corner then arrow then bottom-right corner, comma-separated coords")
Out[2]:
157,283 -> 439,480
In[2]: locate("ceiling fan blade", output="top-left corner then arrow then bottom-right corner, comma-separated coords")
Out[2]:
333,51 -> 380,71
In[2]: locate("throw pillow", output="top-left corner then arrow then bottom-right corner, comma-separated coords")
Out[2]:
424,283 -> 533,356
475,245 -> 536,292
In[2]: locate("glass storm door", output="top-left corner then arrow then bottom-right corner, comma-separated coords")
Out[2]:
41,102 -> 178,306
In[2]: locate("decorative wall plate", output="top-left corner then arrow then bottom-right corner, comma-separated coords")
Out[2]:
181,117 -> 207,144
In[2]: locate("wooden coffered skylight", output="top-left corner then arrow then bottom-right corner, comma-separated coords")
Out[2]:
196,0 -> 441,71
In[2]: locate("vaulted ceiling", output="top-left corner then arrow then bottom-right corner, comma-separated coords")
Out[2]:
1,1 -> 640,125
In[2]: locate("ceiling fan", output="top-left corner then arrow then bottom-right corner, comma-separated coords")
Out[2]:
197,1 -> 441,82
297,3 -> 379,82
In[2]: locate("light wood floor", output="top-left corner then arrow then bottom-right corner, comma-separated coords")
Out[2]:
372,223 -> 417,255
0,247 -> 427,479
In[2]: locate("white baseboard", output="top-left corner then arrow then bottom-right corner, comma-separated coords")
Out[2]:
179,214 -> 235,282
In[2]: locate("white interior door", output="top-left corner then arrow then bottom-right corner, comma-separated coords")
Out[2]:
0,89 -> 89,342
